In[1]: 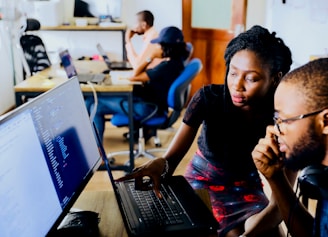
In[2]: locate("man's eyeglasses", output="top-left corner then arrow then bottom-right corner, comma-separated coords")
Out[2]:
273,108 -> 327,134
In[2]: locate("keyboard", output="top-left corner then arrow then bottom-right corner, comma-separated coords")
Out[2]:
128,183 -> 185,227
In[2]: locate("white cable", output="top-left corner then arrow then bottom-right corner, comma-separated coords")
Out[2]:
87,81 -> 98,122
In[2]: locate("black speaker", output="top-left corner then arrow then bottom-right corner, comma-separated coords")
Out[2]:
298,164 -> 328,200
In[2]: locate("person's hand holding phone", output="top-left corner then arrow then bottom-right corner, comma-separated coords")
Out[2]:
252,125 -> 284,179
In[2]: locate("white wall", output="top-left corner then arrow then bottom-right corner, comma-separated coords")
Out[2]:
247,0 -> 328,68
265,0 -> 328,67
246,0 -> 267,29
0,21 -> 15,114
0,0 -> 26,114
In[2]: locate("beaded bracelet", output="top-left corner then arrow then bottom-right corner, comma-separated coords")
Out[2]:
161,159 -> 169,179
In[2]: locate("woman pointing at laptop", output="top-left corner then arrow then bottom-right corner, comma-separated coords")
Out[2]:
117,25 -> 293,237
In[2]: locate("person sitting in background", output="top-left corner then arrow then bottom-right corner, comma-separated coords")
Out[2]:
116,25 -> 293,237
125,10 -> 161,70
249,58 -> 328,237
88,26 -> 189,143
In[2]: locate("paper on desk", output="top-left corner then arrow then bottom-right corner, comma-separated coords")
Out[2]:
109,71 -> 142,85
48,67 -> 67,78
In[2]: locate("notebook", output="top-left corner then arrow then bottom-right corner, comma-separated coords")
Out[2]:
94,127 -> 219,237
0,78 -> 102,237
59,49 -> 106,84
97,43 -> 132,70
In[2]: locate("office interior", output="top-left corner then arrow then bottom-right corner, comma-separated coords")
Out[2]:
0,0 -> 327,235
1,0 -> 328,114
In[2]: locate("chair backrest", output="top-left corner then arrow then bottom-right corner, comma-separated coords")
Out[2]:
184,42 -> 194,66
163,58 -> 202,127
111,58 -> 202,129
20,19 -> 51,77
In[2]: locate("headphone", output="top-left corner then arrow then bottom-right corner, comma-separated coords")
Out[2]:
298,164 -> 328,200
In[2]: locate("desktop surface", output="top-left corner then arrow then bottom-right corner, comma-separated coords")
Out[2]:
14,61 -> 135,93
41,23 -> 127,31
72,188 -> 216,237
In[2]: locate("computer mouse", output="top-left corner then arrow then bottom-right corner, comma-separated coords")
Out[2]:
55,211 -> 100,237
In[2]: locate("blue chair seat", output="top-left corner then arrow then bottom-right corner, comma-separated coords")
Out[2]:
111,112 -> 168,127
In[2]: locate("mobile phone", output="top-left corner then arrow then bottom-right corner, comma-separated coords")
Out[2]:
274,135 -> 286,162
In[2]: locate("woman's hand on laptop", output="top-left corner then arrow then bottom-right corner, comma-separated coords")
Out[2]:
115,157 -> 168,198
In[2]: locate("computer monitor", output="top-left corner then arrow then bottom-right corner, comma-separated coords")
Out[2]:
0,77 -> 102,236
73,0 -> 122,19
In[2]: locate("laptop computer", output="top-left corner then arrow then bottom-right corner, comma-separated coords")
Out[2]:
0,77 -> 102,237
94,127 -> 219,237
97,43 -> 132,71
59,49 -> 106,84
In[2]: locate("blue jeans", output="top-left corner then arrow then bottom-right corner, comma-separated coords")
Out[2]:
85,96 -> 157,142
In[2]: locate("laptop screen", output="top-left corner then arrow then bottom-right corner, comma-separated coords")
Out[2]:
59,49 -> 78,79
96,43 -> 112,69
0,78 -> 101,236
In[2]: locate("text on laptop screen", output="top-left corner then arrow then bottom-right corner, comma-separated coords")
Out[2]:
0,78 -> 101,236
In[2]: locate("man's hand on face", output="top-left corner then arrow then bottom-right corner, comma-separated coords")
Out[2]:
125,29 -> 136,42
252,126 -> 284,179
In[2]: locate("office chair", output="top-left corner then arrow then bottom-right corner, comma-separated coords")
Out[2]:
120,41 -> 194,142
19,18 -> 51,78
184,42 -> 194,66
108,58 -> 203,162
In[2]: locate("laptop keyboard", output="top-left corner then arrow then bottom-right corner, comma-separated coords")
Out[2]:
128,183 -> 185,227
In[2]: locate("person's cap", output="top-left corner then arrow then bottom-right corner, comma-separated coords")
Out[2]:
151,26 -> 184,44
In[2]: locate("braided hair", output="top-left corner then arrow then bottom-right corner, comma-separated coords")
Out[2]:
222,25 -> 293,112
224,25 -> 292,80
218,25 -> 292,167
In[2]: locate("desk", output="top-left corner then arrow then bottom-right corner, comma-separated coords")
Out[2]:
72,189 -> 215,237
73,190 -> 128,237
14,61 -> 135,172
41,24 -> 127,61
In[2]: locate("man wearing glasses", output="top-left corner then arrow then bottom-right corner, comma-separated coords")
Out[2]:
245,58 -> 328,237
